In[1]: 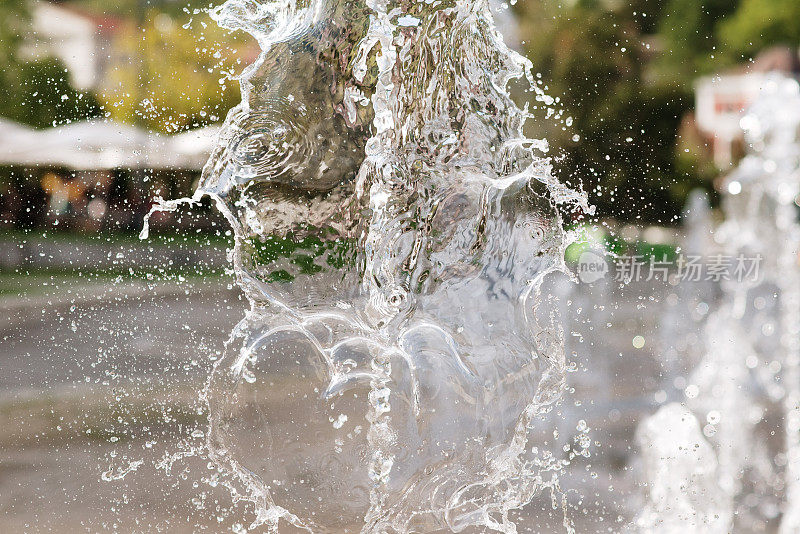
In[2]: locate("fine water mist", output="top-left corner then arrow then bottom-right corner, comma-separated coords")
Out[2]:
635,76 -> 800,533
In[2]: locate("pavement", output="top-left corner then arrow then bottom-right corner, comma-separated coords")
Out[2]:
0,276 -> 640,533
0,279 -> 250,532
0,233 -> 229,273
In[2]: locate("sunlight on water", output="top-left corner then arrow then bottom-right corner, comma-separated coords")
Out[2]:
183,0 -> 589,531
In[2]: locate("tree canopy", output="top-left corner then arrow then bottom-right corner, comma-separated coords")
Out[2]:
517,0 -> 800,223
0,1 -> 102,128
99,9 -> 248,132
0,1 -> 248,133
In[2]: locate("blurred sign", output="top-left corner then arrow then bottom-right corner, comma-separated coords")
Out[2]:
696,74 -> 768,139
695,73 -> 773,167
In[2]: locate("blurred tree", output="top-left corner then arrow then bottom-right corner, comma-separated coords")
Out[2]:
67,0 -> 209,18
651,0 -> 739,84
2,59 -> 103,129
718,0 -> 800,61
0,0 -> 28,70
513,0 -> 800,223
517,1 -> 694,223
0,1 -> 248,133
99,9 -> 249,132
0,0 -> 102,128
0,0 -> 30,123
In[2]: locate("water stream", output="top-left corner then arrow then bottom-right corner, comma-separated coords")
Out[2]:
177,0 -> 589,531
134,3 -> 800,532
636,75 -> 800,533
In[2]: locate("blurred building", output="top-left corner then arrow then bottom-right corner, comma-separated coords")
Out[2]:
693,47 -> 800,169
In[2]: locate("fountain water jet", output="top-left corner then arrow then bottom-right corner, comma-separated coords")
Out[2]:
636,75 -> 800,533
185,0 -> 590,531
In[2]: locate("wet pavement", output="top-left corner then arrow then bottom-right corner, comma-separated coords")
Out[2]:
0,279 -> 249,532
0,277 -> 649,533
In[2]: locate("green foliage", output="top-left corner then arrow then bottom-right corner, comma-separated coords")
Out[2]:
518,2 -> 695,223
653,0 -> 738,83
101,10 -> 246,132
516,0 -> 800,224
0,0 -> 30,123
103,11 -> 245,132
718,0 -> 800,60
66,0 -> 210,18
0,1 -> 102,128
245,232 -> 356,284
1,59 -> 103,129
0,0 -> 28,68
0,1 -> 245,133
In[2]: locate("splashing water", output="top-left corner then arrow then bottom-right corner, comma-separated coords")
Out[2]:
633,403 -> 731,533
162,0 -> 592,531
635,76 -> 800,533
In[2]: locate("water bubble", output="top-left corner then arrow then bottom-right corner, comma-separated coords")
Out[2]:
331,414 -> 348,429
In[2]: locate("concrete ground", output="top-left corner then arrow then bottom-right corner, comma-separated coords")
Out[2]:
0,276 -> 641,533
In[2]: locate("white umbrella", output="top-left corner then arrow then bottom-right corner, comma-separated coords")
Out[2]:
169,125 -> 221,170
0,118 -> 35,137
0,119 -> 220,170
34,120 -> 154,169
0,119 -> 39,164
0,119 -> 163,169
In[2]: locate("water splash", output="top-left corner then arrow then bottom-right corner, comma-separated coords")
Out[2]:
633,403 -> 731,533
192,0 -> 588,531
635,75 -> 800,533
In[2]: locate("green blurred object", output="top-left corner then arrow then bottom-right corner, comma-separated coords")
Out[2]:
564,223 -> 678,265
0,58 -> 102,129
564,224 -> 623,263
635,242 -> 679,263
0,2 -> 101,129
246,231 -> 356,284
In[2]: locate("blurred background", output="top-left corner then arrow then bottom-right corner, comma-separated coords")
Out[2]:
2,0 -> 799,230
0,0 -> 798,284
2,0 -> 800,226
2,1 -> 800,532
